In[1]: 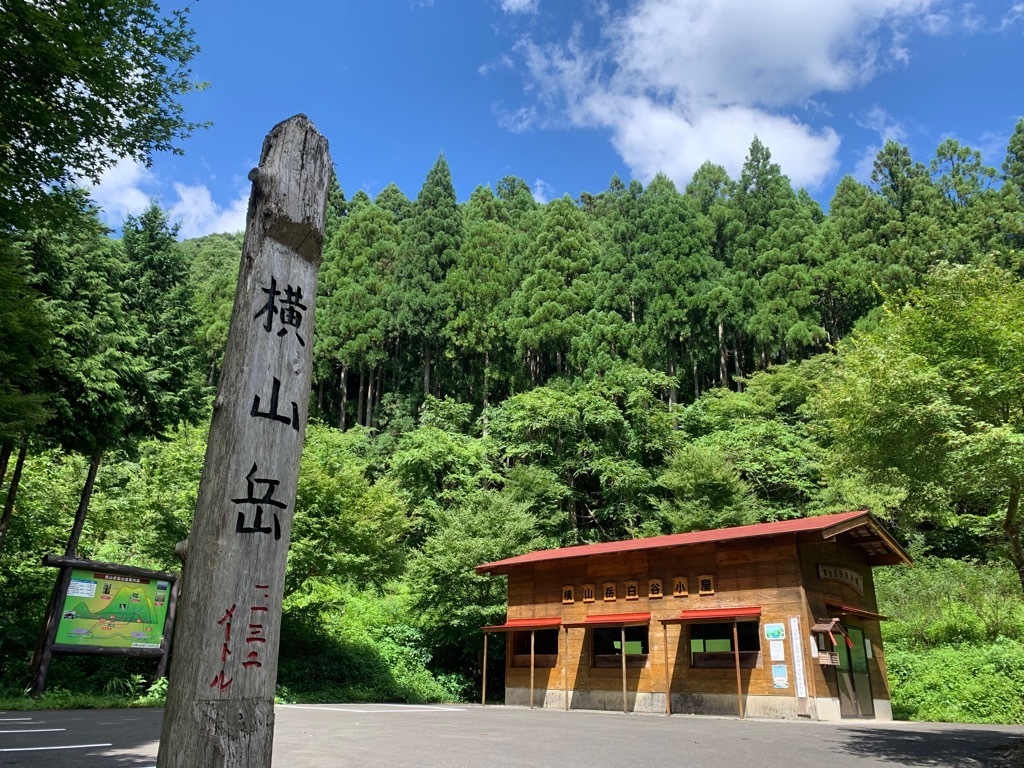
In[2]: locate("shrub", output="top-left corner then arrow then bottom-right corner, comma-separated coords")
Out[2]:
887,639 -> 1024,724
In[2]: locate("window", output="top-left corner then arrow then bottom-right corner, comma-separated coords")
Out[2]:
689,622 -> 760,669
511,629 -> 559,668
592,626 -> 649,668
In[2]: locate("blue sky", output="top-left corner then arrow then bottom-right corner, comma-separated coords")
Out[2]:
90,0 -> 1024,238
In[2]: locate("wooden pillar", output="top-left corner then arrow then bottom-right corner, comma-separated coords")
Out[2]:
733,621 -> 744,719
156,115 -> 330,768
662,622 -> 671,715
481,632 -> 488,706
563,627 -> 569,711
529,630 -> 535,709
621,626 -> 628,714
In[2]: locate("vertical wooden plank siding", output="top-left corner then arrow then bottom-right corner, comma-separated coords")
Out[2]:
621,626 -> 627,713
563,627 -> 569,711
662,622 -> 671,715
733,621 -> 743,719
529,629 -> 535,709
482,632 -> 488,706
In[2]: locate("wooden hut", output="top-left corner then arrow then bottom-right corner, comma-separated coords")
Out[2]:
477,510 -> 910,720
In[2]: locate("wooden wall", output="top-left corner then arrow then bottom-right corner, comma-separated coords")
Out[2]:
796,533 -> 890,706
503,537 -> 816,701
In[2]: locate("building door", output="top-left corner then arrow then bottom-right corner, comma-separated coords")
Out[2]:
836,625 -> 873,718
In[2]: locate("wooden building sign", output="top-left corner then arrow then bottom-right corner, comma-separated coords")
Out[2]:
478,510 -> 910,721
817,564 -> 864,595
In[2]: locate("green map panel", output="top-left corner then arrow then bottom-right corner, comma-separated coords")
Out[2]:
55,568 -> 171,651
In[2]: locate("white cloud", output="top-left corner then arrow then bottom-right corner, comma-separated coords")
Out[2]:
852,106 -> 908,182
960,4 -> 984,32
168,183 -> 249,239
87,157 -> 248,238
500,0 -> 539,12
1000,2 -> 1024,30
531,178 -> 555,203
507,0 -> 943,189
88,157 -> 155,221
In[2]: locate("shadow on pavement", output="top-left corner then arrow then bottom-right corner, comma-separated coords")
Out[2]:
831,726 -> 1024,768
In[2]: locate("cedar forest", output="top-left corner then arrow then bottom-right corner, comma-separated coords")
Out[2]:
1,0 -> 1024,725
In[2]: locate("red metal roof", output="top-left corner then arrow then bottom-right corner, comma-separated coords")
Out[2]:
564,612 -> 651,628
480,617 -> 562,632
477,510 -> 874,573
668,606 -> 762,623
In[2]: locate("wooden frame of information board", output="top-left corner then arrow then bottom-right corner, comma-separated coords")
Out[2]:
34,554 -> 180,692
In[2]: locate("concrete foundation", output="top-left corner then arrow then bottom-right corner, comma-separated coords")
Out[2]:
505,687 -> 891,721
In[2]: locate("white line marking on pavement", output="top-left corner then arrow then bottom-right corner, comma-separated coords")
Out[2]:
282,704 -> 466,714
0,718 -> 33,721
1,728 -> 66,733
0,743 -> 112,752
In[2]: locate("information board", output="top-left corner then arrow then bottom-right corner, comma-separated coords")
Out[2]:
55,568 -> 172,651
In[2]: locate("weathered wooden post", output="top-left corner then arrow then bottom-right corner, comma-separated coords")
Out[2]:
157,115 -> 330,768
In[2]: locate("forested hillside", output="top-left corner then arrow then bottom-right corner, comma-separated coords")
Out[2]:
2,128 -> 1023,721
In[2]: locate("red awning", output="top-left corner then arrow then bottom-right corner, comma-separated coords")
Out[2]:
480,617 -> 562,632
826,602 -> 887,622
663,606 -> 762,624
563,612 -> 651,628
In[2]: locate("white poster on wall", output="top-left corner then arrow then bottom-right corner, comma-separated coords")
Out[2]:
770,640 -> 786,661
789,616 -> 807,699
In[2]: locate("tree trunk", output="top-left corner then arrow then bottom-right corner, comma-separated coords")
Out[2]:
372,365 -> 383,429
364,364 -> 372,428
734,342 -> 745,392
1005,483 -> 1024,595
357,364 -> 367,428
29,447 -> 103,697
0,438 -> 13,489
65,449 -> 102,557
693,361 -> 700,400
0,437 -> 28,555
482,352 -> 491,437
667,354 -> 677,410
718,321 -> 727,386
423,345 -> 432,396
338,363 -> 347,431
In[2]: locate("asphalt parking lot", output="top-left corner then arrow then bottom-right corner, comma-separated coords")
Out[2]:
2,704 -> 1023,767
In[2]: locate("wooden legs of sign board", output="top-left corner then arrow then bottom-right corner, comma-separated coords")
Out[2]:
156,116 -> 330,768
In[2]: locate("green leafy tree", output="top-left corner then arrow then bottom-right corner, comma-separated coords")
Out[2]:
814,263 -> 1024,592
1003,118 -> 1024,200
512,197 -> 599,383
120,203 -> 205,438
181,232 -> 243,386
395,155 -> 462,397
316,201 -> 397,428
0,0 -> 204,225
444,187 -> 516,420
0,238 -> 50,440
405,489 -> 547,671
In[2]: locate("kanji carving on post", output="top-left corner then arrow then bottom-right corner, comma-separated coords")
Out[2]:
254,277 -> 308,346
251,377 -> 300,431
232,463 -> 286,540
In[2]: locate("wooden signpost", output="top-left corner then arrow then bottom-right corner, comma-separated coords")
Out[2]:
157,115 -> 330,768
